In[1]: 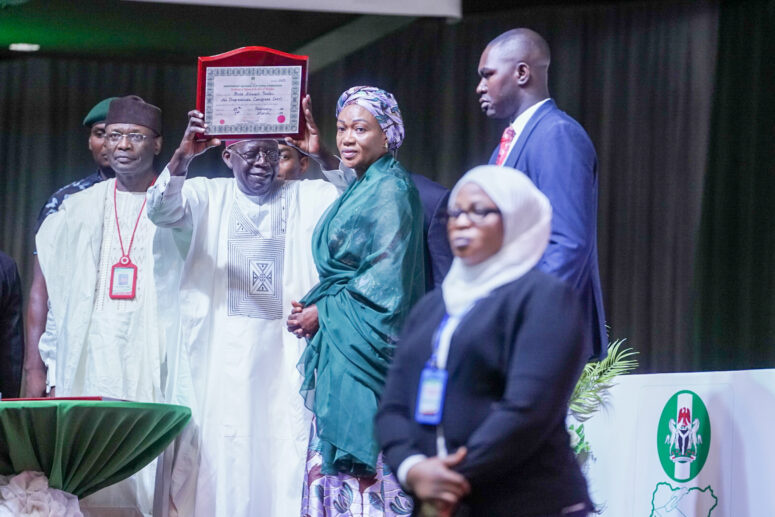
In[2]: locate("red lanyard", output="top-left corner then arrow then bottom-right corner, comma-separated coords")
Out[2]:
113,178 -> 155,265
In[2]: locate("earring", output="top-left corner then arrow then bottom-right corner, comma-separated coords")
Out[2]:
384,141 -> 389,150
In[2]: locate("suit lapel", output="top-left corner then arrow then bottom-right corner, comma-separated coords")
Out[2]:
503,99 -> 557,169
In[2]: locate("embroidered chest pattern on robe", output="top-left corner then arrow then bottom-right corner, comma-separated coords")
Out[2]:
227,184 -> 291,319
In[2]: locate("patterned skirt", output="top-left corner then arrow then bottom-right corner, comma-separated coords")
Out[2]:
300,422 -> 414,516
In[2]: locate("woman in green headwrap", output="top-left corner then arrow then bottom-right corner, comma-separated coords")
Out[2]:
287,86 -> 425,516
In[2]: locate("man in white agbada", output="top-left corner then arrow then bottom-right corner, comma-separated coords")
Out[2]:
148,110 -> 339,517
36,95 -> 171,516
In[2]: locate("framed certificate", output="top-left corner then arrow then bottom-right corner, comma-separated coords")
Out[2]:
196,46 -> 308,140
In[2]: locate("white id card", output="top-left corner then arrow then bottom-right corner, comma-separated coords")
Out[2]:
109,259 -> 137,299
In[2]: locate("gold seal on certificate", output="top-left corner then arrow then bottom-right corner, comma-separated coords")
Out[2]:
196,47 -> 308,140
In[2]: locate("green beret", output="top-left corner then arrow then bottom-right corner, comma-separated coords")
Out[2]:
82,97 -> 117,127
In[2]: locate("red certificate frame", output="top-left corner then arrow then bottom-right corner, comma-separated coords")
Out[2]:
196,46 -> 308,141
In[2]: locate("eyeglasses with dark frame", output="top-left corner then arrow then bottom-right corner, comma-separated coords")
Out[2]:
446,207 -> 502,224
230,147 -> 280,164
106,131 -> 154,145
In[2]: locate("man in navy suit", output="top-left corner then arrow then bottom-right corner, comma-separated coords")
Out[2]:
477,28 -> 607,359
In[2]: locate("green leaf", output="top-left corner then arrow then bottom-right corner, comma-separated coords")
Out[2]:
569,338 -> 638,422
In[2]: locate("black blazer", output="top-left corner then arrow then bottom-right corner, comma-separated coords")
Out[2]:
0,251 -> 24,399
377,269 -> 591,516
410,173 -> 453,291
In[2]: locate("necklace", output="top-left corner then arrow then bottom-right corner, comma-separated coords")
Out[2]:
108,178 -> 155,299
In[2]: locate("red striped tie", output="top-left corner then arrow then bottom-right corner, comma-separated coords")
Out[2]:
495,126 -> 516,166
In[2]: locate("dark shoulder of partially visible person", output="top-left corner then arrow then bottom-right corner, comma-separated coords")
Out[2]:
34,171 -> 106,233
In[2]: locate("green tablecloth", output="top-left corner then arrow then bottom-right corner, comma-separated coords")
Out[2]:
0,399 -> 190,498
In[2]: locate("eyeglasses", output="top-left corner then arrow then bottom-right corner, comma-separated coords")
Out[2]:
446,207 -> 501,224
107,132 -> 152,145
231,147 -> 280,164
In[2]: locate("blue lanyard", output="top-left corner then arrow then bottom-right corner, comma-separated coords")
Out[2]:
428,313 -> 450,369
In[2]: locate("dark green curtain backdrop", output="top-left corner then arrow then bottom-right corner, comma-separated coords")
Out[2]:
0,0 -> 770,373
692,0 -> 775,370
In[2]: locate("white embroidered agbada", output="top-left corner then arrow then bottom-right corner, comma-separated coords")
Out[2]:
36,178 -> 176,517
147,168 -> 339,517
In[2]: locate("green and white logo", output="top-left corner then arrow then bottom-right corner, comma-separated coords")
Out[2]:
657,390 -> 711,482
650,483 -> 718,517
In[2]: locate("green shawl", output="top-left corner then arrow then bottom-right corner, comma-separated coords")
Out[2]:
299,154 -> 425,475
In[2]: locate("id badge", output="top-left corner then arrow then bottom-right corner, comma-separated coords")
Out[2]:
414,366 -> 448,425
109,257 -> 138,300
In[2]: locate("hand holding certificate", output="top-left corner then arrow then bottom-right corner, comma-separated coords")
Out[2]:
196,47 -> 308,140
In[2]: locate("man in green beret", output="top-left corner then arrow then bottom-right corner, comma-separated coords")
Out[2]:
23,97 -> 116,398
35,95 -> 170,516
